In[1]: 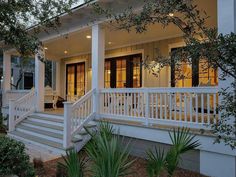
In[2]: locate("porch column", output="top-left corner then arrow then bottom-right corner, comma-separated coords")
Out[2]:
35,54 -> 45,112
199,1 -> 236,177
2,52 -> 11,92
55,61 -> 61,96
2,52 -> 11,106
91,24 -> 105,113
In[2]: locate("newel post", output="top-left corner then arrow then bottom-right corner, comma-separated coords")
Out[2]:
9,99 -> 15,132
144,91 -> 150,126
63,102 -> 73,149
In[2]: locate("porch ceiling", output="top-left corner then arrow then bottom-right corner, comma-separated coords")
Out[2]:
44,0 -> 217,60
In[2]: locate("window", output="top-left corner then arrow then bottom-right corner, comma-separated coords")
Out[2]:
104,54 -> 142,88
199,59 -> 218,86
171,48 -> 218,87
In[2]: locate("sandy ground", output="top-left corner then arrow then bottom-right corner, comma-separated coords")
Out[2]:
35,155 -> 208,177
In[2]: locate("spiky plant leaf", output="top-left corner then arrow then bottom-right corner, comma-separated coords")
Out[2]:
85,128 -> 135,177
169,127 -> 201,154
165,127 -> 201,177
146,147 -> 166,177
58,148 -> 86,177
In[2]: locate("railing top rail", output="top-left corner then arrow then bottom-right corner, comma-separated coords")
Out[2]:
72,89 -> 95,108
14,88 -> 35,104
100,87 -> 218,94
6,90 -> 31,93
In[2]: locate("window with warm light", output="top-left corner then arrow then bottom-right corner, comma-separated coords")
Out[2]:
104,54 -> 142,88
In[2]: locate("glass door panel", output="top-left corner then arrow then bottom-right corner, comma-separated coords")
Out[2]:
67,65 -> 75,96
76,63 -> 85,97
66,62 -> 85,101
133,56 -> 141,88
116,59 -> 126,88
105,61 -> 111,88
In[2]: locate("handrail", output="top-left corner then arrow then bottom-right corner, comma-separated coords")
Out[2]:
8,88 -> 36,131
63,89 -> 96,148
3,90 -> 30,107
100,87 -> 218,94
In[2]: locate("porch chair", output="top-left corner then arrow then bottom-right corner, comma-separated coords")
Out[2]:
44,85 -> 58,109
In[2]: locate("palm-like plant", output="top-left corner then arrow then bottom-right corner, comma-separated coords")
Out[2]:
58,148 -> 86,177
85,122 -> 135,177
146,127 -> 200,177
146,147 -> 166,177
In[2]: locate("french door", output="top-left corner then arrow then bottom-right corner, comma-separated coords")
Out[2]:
105,54 -> 142,88
66,62 -> 85,99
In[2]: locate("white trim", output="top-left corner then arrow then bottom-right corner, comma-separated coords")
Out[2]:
105,49 -> 144,59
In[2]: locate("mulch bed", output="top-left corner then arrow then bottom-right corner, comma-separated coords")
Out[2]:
36,155 -> 207,177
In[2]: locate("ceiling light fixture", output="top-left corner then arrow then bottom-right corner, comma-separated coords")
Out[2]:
44,47 -> 48,50
108,42 -> 112,45
64,50 -> 68,54
168,13 -> 174,17
86,35 -> 91,39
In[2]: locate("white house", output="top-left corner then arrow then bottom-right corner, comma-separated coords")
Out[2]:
1,1 -> 236,177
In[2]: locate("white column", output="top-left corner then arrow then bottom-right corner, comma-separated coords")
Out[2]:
2,52 -> 11,106
217,0 -> 235,89
55,61 -> 61,96
3,52 -> 11,92
199,2 -> 236,177
92,24 -> 105,113
35,54 -> 45,112
92,24 -> 105,89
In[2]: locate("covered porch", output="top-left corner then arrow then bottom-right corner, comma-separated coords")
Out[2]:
1,0 -> 219,128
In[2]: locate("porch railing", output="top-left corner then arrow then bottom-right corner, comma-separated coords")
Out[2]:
9,89 -> 36,131
2,90 -> 30,107
63,89 -> 96,148
99,87 -> 219,129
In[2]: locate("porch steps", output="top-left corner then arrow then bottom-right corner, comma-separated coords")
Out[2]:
8,113 -> 97,157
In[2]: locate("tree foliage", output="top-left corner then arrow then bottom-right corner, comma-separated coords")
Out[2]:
90,0 -> 236,149
0,0 -> 76,57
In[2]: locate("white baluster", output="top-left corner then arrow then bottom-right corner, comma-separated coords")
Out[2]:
144,91 -> 149,125
207,94 -> 210,124
201,94 -> 204,123
190,93 -> 193,122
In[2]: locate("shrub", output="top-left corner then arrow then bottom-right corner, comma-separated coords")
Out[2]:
0,112 -> 6,133
0,137 -> 35,177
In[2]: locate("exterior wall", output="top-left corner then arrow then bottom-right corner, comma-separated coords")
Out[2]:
105,120 -> 236,177
122,136 -> 200,173
60,37 -> 184,98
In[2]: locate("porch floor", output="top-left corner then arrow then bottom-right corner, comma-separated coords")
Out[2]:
43,108 -> 64,116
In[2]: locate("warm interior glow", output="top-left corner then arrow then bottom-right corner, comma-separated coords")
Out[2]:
168,13 -> 174,17
64,50 -> 68,54
86,35 -> 91,39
